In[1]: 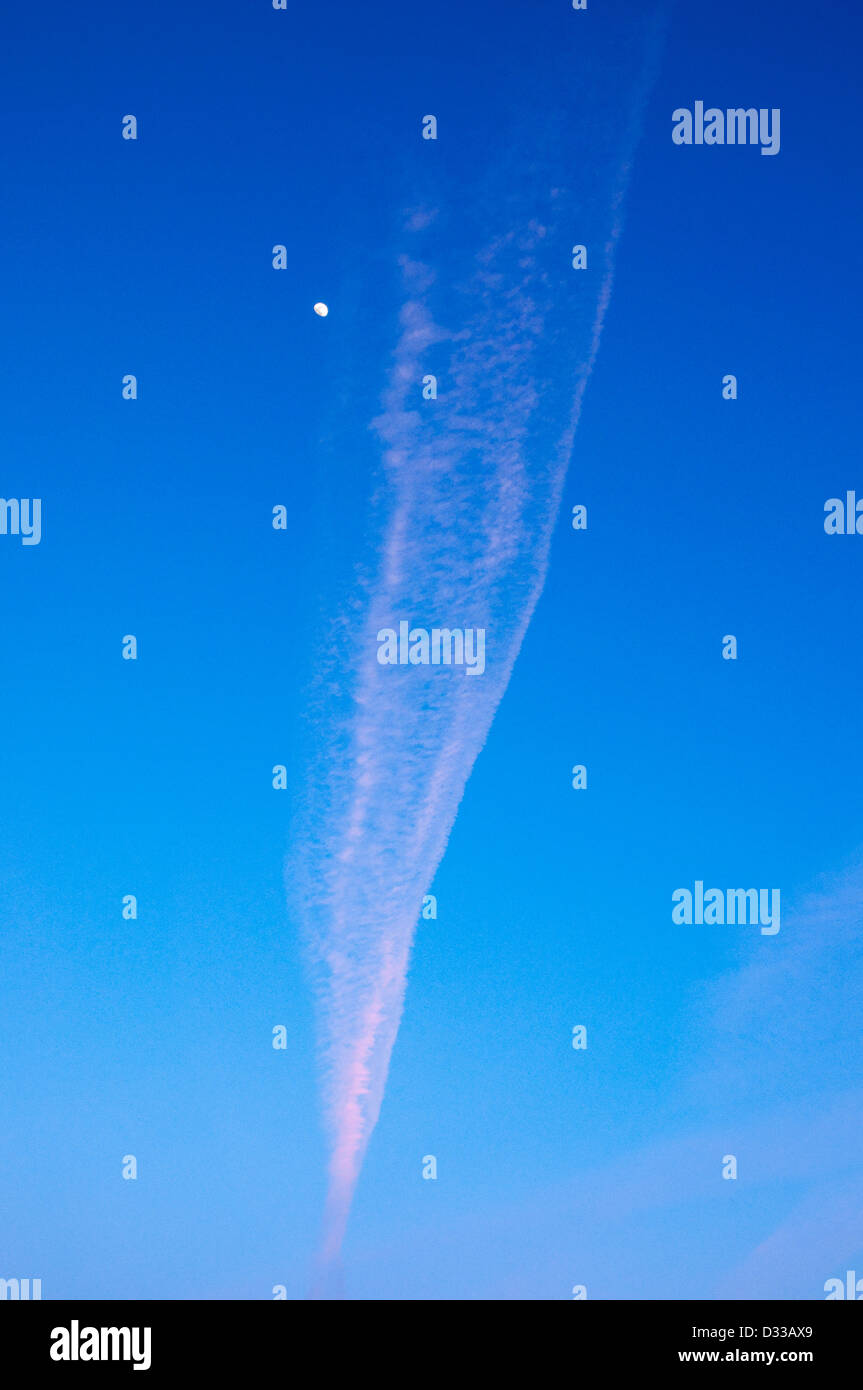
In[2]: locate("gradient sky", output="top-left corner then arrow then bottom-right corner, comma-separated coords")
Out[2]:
2,0 -> 862,1300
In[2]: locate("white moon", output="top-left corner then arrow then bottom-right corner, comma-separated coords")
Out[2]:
313,302 -> 329,317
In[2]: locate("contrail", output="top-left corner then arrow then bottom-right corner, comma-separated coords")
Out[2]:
289,12 -> 668,1284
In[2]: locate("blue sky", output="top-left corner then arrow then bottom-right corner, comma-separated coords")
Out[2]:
1,0 -> 862,1300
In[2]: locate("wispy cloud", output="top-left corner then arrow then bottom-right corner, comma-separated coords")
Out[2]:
331,858 -> 863,1298
288,16 -> 667,1279
689,858 -> 863,1111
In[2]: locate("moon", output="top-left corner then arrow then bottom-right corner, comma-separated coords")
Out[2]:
313,302 -> 329,317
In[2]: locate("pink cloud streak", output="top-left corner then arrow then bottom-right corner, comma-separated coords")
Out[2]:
288,18 -> 666,1282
